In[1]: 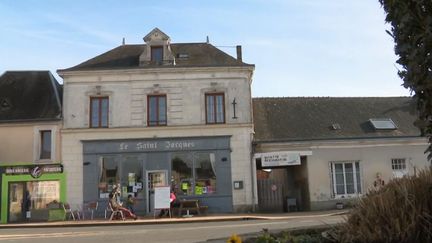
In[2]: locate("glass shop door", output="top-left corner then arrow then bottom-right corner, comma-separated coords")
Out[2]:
8,182 -> 29,223
146,170 -> 168,213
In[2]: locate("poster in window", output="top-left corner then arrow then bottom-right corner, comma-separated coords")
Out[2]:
128,173 -> 136,186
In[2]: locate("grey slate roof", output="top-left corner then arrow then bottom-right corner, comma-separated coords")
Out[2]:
253,97 -> 420,142
0,71 -> 62,122
60,43 -> 253,72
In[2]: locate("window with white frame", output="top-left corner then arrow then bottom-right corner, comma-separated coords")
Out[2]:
391,158 -> 407,178
34,126 -> 56,162
330,161 -> 362,197
39,130 -> 52,159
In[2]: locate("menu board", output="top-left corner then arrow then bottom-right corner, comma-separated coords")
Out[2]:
154,186 -> 170,209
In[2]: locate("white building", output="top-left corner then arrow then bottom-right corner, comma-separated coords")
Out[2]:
252,97 -> 429,211
58,28 -> 255,214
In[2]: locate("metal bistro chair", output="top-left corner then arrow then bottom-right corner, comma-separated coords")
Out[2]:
105,202 -> 125,221
63,203 -> 78,220
86,201 -> 99,220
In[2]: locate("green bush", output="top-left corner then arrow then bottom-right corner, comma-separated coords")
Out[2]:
334,168 -> 432,242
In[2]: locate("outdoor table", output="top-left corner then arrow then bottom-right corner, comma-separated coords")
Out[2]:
178,199 -> 201,217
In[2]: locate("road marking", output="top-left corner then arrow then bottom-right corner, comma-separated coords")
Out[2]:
0,229 -> 152,241
0,231 -> 104,241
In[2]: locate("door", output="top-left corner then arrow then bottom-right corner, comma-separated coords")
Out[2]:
257,179 -> 284,212
146,170 -> 168,213
8,182 -> 28,223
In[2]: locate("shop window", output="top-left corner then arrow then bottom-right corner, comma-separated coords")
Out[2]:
27,181 -> 60,209
171,153 -> 193,195
99,157 -> 118,197
171,152 -> 217,196
147,95 -> 167,126
40,130 -> 52,159
194,153 -> 217,195
391,158 -> 407,178
98,156 -> 143,199
120,157 -> 144,199
330,161 -> 362,198
205,93 -> 225,124
90,97 -> 109,128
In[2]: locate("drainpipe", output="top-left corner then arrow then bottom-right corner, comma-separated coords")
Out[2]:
250,138 -> 256,212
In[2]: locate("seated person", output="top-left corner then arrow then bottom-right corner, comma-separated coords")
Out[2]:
109,186 -> 137,220
126,194 -> 135,214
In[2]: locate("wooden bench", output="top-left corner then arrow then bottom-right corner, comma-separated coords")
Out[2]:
177,199 -> 208,217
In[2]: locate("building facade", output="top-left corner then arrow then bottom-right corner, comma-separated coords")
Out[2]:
58,28 -> 255,214
252,97 -> 430,211
0,71 -> 65,223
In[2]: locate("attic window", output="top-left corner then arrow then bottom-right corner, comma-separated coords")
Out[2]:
369,118 -> 397,130
0,98 -> 11,111
176,53 -> 189,59
151,46 -> 163,64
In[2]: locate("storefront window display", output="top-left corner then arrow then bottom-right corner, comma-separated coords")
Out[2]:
171,152 -> 217,195
8,181 -> 60,222
28,181 -> 60,209
98,156 -> 143,199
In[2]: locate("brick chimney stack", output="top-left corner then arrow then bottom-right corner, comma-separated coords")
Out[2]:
236,45 -> 242,62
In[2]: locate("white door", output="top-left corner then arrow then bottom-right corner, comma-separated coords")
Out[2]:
146,170 -> 168,213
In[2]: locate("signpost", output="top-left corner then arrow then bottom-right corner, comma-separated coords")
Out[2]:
154,186 -> 171,218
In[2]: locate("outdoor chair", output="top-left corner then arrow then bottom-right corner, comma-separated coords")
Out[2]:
105,202 -> 124,221
63,203 -> 79,220
86,201 -> 99,220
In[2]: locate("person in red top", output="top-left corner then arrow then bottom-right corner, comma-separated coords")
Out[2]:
170,191 -> 176,204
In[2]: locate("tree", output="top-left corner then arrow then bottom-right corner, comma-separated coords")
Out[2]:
379,0 -> 432,160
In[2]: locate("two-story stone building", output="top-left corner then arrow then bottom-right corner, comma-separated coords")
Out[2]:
58,28 -> 255,214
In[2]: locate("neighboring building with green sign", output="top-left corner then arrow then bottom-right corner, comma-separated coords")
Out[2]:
0,71 -> 65,223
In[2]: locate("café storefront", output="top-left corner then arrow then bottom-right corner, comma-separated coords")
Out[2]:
82,136 -> 233,215
0,163 -> 66,224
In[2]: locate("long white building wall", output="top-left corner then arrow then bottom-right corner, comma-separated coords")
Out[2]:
255,138 -> 430,210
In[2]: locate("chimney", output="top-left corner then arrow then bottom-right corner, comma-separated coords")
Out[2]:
236,45 -> 242,62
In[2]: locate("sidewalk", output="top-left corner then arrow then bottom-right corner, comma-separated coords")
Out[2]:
0,210 -> 348,229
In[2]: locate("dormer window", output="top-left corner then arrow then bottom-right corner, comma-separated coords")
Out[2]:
139,28 -> 174,66
151,46 -> 163,64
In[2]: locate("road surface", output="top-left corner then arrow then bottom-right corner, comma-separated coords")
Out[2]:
0,214 -> 344,243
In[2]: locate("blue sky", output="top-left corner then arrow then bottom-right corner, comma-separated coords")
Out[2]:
0,0 -> 410,97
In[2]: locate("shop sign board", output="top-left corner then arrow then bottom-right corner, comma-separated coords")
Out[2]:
5,164 -> 63,178
154,186 -> 170,209
83,136 -> 231,154
261,152 -> 301,167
